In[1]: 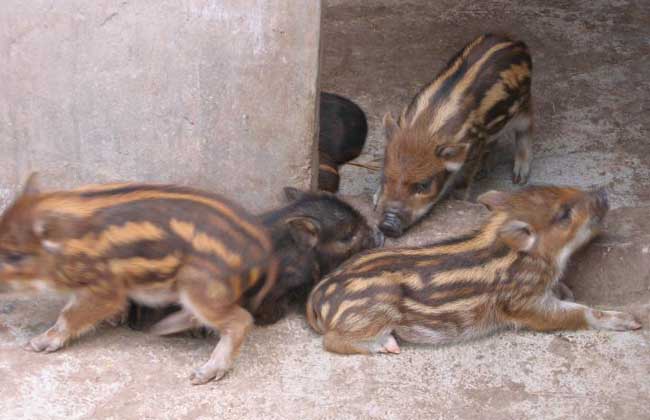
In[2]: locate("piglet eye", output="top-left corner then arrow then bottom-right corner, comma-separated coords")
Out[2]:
5,252 -> 25,263
414,179 -> 432,194
340,230 -> 355,242
555,207 -> 572,224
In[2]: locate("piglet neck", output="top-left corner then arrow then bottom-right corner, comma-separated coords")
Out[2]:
475,212 -> 510,249
488,213 -> 561,286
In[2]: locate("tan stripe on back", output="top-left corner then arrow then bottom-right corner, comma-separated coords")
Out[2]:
63,221 -> 166,257
349,213 -> 507,268
403,295 -> 484,316
171,218 -> 242,269
428,41 -> 514,135
408,34 -> 487,125
38,190 -> 270,250
109,254 -> 180,277
426,251 -> 518,289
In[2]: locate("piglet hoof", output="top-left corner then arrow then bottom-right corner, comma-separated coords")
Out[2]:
25,331 -> 66,353
512,163 -> 530,185
189,366 -> 228,385
375,334 -> 401,354
592,310 -> 642,331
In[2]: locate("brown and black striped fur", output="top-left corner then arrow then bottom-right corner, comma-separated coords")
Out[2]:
0,173 -> 277,385
377,33 -> 533,238
127,187 -> 383,329
308,186 -> 640,355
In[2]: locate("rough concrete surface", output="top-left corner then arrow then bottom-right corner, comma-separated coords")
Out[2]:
0,0 -> 321,212
1,0 -> 650,419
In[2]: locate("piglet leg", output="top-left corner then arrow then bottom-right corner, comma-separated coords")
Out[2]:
185,303 -> 253,385
177,265 -> 254,384
149,309 -> 201,336
26,290 -> 126,353
512,110 -> 533,185
510,296 -> 641,332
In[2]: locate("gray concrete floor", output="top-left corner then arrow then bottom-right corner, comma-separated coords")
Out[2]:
1,1 -> 649,419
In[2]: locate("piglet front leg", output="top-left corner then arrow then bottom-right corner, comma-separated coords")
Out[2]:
26,290 -> 126,353
511,296 -> 641,333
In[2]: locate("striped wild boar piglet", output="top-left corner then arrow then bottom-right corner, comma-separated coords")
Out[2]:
0,174 -> 277,385
251,187 -> 383,324
308,186 -> 641,355
376,33 -> 533,237
128,187 -> 383,328
319,92 -> 368,193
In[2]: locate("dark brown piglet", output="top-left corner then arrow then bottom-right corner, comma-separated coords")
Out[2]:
251,187 -> 382,324
319,92 -> 368,193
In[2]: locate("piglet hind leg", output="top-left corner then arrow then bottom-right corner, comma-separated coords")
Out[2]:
26,289 -> 126,353
323,329 -> 400,355
178,267 -> 253,385
317,297 -> 402,355
186,303 -> 252,385
512,111 -> 533,185
149,309 -> 201,336
509,296 -> 641,333
323,311 -> 400,354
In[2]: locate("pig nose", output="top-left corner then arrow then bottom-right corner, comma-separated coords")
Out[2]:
379,212 -> 403,238
373,229 -> 385,248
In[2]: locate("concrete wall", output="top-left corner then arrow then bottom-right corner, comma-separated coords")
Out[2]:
0,0 -> 321,212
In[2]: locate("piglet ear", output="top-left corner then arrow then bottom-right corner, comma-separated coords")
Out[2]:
21,172 -> 41,196
477,190 -> 511,212
286,216 -> 321,249
283,187 -> 306,202
499,220 -> 536,253
435,143 -> 470,171
383,112 -> 399,141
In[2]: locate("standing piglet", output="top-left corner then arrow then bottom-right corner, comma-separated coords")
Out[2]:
308,186 -> 641,355
0,174 -> 277,384
376,33 -> 533,237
